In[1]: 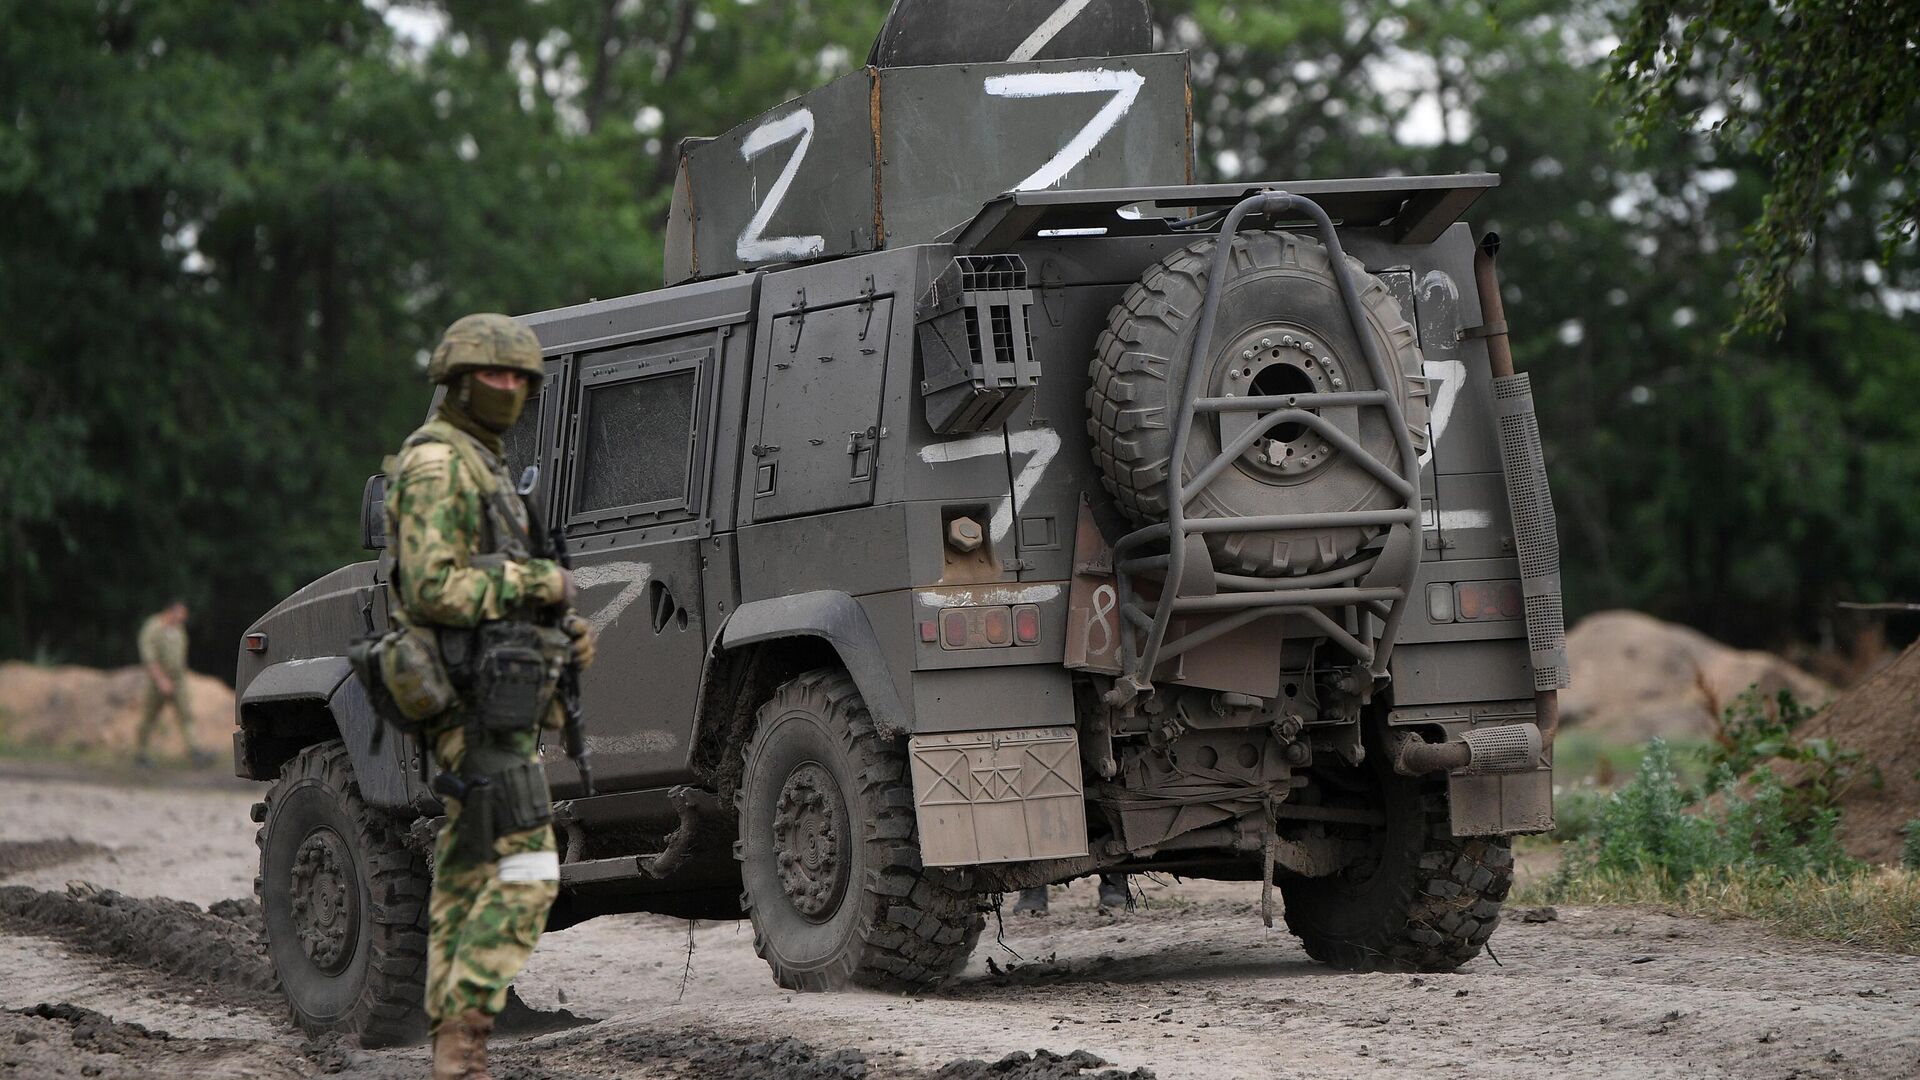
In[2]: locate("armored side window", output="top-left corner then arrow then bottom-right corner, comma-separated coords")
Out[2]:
567,346 -> 709,527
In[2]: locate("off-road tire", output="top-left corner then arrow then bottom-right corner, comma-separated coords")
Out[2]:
736,667 -> 983,991
1279,771 -> 1511,972
1087,230 -> 1426,576
256,740 -> 431,1045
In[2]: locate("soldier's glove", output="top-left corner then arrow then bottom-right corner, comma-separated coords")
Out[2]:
561,613 -> 596,672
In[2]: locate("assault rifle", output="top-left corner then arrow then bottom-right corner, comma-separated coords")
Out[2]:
549,518 -> 595,797
519,464 -> 594,797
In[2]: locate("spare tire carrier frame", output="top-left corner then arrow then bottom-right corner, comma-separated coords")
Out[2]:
1107,191 -> 1423,704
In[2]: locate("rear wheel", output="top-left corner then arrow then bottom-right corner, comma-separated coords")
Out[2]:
737,667 -> 982,991
1280,762 -> 1511,972
257,740 -> 430,1045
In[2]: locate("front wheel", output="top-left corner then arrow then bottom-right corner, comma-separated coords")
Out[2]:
256,740 -> 431,1045
737,667 -> 982,991
1280,766 -> 1512,972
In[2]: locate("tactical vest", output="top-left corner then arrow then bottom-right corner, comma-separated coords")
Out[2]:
371,420 -> 569,857
389,418 -> 538,582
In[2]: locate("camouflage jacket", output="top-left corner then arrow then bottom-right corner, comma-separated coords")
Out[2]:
388,419 -> 565,628
137,615 -> 187,678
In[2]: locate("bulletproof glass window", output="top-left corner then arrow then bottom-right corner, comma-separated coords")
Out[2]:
568,345 -> 709,527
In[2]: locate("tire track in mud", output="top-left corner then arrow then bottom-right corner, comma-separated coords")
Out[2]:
0,838 -> 109,877
0,879 -> 1143,1080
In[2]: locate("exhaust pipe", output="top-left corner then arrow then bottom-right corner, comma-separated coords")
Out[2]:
1473,232 -> 1562,748
1393,724 -> 1542,776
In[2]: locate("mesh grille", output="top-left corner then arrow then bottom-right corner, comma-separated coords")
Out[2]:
1499,410 -> 1558,583
1461,723 -> 1541,774
1525,593 -> 1570,690
1495,373 -> 1571,691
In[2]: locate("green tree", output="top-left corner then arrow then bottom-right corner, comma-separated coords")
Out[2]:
1610,0 -> 1920,333
1155,0 -> 1920,643
0,0 -> 885,674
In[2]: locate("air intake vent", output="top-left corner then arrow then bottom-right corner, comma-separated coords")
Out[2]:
915,255 -> 1041,434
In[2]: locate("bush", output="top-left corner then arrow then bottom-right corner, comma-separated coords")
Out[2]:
1551,739 -> 1859,889
1903,820 -> 1920,872
1710,686 -> 1817,777
1527,725 -> 1916,951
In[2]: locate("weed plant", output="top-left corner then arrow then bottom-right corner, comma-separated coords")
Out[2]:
1526,689 -> 1915,952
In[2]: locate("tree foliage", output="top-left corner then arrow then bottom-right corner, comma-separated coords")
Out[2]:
1610,0 -> 1920,333
3,0 -> 1918,677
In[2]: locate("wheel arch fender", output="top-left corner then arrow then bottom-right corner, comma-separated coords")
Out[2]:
236,656 -> 420,811
715,591 -> 910,735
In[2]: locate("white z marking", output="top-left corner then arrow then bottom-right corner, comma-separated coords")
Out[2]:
1009,0 -> 1096,61
573,560 -> 654,635
916,429 -> 1062,545
1419,359 -> 1466,469
984,69 -> 1145,191
736,108 -> 824,262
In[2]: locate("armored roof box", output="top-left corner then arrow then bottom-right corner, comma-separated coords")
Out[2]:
663,51 -> 1193,285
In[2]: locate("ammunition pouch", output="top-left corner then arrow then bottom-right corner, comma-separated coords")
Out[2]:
440,756 -> 554,864
468,621 -> 568,733
349,620 -> 458,735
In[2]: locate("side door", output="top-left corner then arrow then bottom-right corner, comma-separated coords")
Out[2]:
548,335 -> 722,794
748,295 -> 895,521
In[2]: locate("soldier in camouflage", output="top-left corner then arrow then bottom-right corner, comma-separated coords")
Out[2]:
388,313 -> 596,1080
136,600 -> 210,767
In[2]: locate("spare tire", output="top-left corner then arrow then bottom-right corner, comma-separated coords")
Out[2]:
1087,230 -> 1428,577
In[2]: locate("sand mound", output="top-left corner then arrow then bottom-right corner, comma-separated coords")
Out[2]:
0,662 -> 235,758
1797,641 -> 1920,864
1560,611 -> 1833,743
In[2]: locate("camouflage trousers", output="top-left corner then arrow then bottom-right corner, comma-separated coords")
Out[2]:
426,726 -> 558,1025
137,679 -> 196,755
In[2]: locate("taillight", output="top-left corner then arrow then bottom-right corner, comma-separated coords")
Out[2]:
982,606 -> 1011,646
244,632 -> 269,653
941,609 -> 974,648
1454,580 -> 1524,622
936,604 -> 1042,650
1013,604 -> 1041,645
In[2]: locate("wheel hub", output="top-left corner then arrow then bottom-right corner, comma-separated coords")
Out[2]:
771,763 -> 849,921
289,828 -> 359,975
1217,325 -> 1344,481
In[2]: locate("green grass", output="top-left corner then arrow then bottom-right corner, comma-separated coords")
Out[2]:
1552,728 -> 1712,791
1517,865 -> 1920,954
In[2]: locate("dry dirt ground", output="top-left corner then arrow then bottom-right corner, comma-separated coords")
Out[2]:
2,765 -> 1918,1080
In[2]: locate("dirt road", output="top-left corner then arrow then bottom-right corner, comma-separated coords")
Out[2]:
3,767 -> 1917,1079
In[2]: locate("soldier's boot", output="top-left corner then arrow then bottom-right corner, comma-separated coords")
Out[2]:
1011,886 -> 1049,915
431,1009 -> 494,1080
1097,874 -> 1130,911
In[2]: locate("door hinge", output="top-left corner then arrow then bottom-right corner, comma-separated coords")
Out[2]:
857,274 -> 878,341
786,287 -> 807,352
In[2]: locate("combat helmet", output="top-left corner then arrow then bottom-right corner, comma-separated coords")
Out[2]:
427,313 -> 544,387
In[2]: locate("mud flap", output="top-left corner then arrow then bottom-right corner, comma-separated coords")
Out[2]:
1394,703 -> 1554,836
908,726 -> 1089,866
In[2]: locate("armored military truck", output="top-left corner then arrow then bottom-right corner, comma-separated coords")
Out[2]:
233,0 -> 1566,1044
